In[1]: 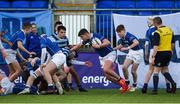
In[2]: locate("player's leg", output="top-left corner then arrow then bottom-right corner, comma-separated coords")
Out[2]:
122,58 -> 133,85
43,61 -> 57,93
52,74 -> 63,95
69,66 -> 87,92
8,62 -> 22,82
161,69 -> 171,93
152,67 -> 161,94
18,68 -> 42,94
103,60 -> 128,93
7,64 -> 15,77
162,66 -> 176,93
130,62 -> 139,92
142,63 -> 154,93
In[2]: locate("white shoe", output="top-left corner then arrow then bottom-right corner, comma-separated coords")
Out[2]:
18,88 -> 30,95
129,86 -> 137,92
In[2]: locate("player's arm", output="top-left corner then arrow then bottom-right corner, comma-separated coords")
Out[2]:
17,41 -> 33,55
151,32 -> 160,64
44,52 -> 51,65
40,48 -> 47,64
92,38 -> 111,49
114,44 -> 123,50
1,37 -> 12,47
0,39 -> 6,58
70,43 -> 83,51
145,31 -> 150,61
16,49 -> 27,62
71,59 -> 92,67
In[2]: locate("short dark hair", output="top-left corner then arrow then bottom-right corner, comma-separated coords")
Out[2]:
22,22 -> 31,29
54,21 -> 63,27
57,26 -> 66,33
78,28 -> 89,36
116,24 -> 125,32
153,17 -> 162,25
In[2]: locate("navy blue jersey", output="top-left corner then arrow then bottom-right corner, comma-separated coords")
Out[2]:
40,35 -> 62,56
9,31 -> 26,50
83,33 -> 113,57
52,34 -> 69,48
118,32 -> 141,50
145,26 -> 157,49
26,32 -> 41,57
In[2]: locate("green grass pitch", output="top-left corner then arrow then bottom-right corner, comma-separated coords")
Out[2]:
0,89 -> 180,103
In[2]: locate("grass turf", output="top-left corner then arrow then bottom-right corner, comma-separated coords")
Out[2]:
0,89 -> 180,103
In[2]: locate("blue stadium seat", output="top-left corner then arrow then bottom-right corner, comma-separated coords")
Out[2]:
117,11 -> 136,15
175,0 -> 180,8
136,0 -> 155,8
117,0 -> 135,8
0,0 -> 10,8
31,0 -> 48,8
138,11 -> 154,16
158,11 -> 172,15
12,0 -> 30,8
96,0 -> 116,8
155,0 -> 175,8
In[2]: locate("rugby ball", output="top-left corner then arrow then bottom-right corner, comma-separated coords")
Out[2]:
91,37 -> 102,45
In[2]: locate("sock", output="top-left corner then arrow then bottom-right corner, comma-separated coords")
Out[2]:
125,80 -> 130,85
166,83 -> 170,90
143,83 -> 148,89
55,82 -> 63,91
163,72 -> 175,84
48,84 -> 54,90
77,84 -> 82,88
69,83 -> 72,87
153,74 -> 159,91
133,83 -> 137,87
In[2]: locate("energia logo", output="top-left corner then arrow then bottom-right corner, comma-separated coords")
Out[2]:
82,76 -> 112,86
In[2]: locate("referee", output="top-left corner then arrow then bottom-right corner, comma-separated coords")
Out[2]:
151,17 -> 176,94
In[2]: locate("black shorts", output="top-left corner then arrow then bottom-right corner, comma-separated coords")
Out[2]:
154,51 -> 172,67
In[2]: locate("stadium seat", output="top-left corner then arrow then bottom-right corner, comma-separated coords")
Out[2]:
138,11 -> 154,16
158,11 -> 172,15
31,0 -> 48,8
136,0 -> 155,8
117,0 -> 135,8
12,0 -> 30,8
175,0 -> 180,8
155,0 -> 175,8
0,0 -> 10,8
117,11 -> 136,15
96,0 -> 116,8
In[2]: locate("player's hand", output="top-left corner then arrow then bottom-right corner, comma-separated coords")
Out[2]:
85,61 -> 93,67
120,47 -> 129,51
8,42 -> 13,47
30,58 -> 36,67
92,44 -> 101,49
40,63 -> 46,69
30,52 -> 36,55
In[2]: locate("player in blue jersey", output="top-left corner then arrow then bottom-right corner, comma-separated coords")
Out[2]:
71,28 -> 129,93
142,17 -> 171,93
114,24 -> 143,92
54,26 -> 88,92
18,34 -> 69,95
4,23 -> 36,82
0,69 -> 37,95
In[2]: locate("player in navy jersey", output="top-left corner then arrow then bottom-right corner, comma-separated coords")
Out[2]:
54,26 -> 88,92
71,28 -> 129,93
4,23 -> 36,82
0,69 -> 37,95
18,34 -> 69,95
114,24 -> 143,92
142,17 -> 172,94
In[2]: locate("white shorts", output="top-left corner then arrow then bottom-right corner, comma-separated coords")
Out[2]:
99,51 -> 116,68
51,52 -> 66,70
5,49 -> 17,64
149,49 -> 153,64
0,77 -> 15,95
126,49 -> 143,64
